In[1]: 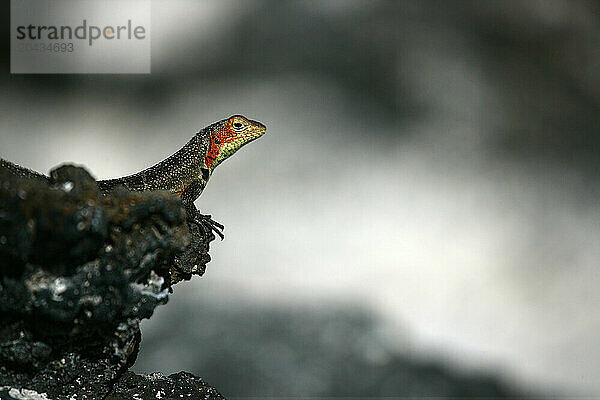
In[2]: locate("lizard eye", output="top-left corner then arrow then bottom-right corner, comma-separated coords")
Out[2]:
231,119 -> 248,132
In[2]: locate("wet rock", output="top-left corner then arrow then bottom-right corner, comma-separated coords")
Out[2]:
0,164 -> 222,399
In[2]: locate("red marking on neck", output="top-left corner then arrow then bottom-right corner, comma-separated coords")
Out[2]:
204,127 -> 234,169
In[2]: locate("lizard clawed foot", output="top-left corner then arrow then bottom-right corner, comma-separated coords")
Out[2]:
186,205 -> 224,240
196,213 -> 225,240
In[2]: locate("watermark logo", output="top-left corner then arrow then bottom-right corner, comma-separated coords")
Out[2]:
11,0 -> 150,74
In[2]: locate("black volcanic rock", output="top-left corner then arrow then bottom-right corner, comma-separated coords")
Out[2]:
106,371 -> 225,400
0,164 -> 223,399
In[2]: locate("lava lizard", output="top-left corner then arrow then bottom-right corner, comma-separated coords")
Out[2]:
0,115 -> 267,239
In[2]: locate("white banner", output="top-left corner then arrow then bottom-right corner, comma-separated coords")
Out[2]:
11,0 -> 151,73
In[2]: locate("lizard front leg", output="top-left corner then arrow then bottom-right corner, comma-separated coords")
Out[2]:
180,180 -> 224,240
184,202 -> 225,240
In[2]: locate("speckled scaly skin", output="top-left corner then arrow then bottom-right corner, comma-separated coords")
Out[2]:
1,115 -> 267,239
0,158 -> 48,182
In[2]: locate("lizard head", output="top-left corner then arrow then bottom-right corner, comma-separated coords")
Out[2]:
204,115 -> 266,171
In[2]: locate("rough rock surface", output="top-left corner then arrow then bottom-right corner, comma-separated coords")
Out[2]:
0,164 -> 223,399
106,371 -> 224,399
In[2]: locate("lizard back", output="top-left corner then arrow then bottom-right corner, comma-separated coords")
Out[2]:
97,132 -> 210,196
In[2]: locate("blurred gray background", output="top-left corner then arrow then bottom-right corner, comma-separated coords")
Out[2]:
2,0 -> 600,398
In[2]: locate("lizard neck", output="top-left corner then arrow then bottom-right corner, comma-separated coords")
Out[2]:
204,129 -> 225,173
